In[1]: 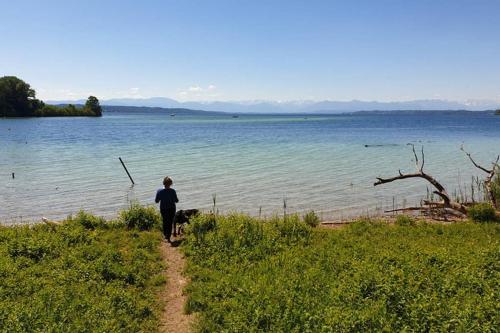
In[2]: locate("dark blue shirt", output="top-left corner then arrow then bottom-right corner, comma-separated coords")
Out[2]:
155,188 -> 179,212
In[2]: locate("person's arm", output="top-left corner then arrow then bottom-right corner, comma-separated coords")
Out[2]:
155,190 -> 161,203
174,190 -> 179,203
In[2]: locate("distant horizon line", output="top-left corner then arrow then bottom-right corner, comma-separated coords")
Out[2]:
44,96 -> 500,113
46,104 -> 498,115
46,96 -> 500,105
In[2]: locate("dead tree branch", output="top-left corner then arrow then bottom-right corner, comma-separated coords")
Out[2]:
461,145 -> 499,208
384,207 -> 423,213
375,145 -> 468,215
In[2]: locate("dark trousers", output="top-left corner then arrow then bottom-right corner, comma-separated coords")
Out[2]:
161,208 -> 176,240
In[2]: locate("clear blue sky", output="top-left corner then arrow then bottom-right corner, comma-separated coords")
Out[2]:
1,0 -> 499,102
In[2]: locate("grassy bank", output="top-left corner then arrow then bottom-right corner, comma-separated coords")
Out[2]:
0,210 -> 165,332
183,214 -> 499,332
1,206 -> 498,332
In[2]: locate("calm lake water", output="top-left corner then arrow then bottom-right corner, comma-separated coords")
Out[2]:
1,110 -> 499,223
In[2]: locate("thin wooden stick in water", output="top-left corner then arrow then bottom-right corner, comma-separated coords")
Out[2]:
119,157 -> 135,185
283,197 -> 287,220
212,193 -> 217,215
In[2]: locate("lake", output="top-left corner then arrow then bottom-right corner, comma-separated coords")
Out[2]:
1,110 -> 499,223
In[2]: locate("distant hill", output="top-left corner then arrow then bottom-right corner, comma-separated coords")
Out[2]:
102,105 -> 225,115
47,97 -> 500,114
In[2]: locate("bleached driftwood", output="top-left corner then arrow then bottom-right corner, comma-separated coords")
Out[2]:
461,145 -> 499,209
374,144 -> 467,216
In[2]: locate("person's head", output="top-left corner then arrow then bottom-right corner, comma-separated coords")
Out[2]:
163,176 -> 173,188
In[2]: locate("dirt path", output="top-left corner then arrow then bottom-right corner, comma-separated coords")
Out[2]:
158,240 -> 194,333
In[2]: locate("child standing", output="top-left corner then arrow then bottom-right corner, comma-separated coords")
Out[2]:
155,176 -> 179,242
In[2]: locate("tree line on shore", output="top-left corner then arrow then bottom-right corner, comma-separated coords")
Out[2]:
0,76 -> 102,117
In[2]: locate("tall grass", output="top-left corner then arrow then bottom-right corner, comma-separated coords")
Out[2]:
183,214 -> 499,332
493,170 -> 500,207
303,210 -> 320,227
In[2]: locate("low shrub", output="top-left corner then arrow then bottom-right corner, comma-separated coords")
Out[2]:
347,217 -> 385,235
303,210 -> 320,227
119,202 -> 161,231
468,203 -> 497,223
274,213 -> 312,242
70,210 -> 107,229
395,214 -> 416,226
187,213 -> 217,243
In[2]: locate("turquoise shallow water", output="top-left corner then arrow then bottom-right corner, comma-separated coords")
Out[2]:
1,110 -> 499,223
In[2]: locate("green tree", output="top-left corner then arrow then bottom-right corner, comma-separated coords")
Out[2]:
84,96 -> 102,116
0,76 -> 43,117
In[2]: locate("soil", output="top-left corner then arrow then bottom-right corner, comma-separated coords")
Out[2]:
158,239 -> 194,333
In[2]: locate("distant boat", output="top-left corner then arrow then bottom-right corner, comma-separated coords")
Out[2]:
232,115 -> 239,118
170,113 -> 176,117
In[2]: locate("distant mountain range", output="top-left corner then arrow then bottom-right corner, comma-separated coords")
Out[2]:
47,97 -> 500,113
102,105 -> 224,115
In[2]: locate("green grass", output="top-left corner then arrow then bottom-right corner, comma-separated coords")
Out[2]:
0,211 -> 165,332
183,214 -> 500,332
1,208 -> 498,332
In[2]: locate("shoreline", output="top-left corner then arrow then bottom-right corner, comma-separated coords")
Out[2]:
1,206 -> 467,227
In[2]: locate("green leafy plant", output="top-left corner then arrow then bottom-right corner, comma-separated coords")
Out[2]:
303,210 -> 320,227
185,213 -> 217,244
119,202 -> 161,230
395,214 -> 416,226
467,202 -> 497,223
70,210 -> 107,230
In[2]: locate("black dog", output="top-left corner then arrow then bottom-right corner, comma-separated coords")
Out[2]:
173,209 -> 199,236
